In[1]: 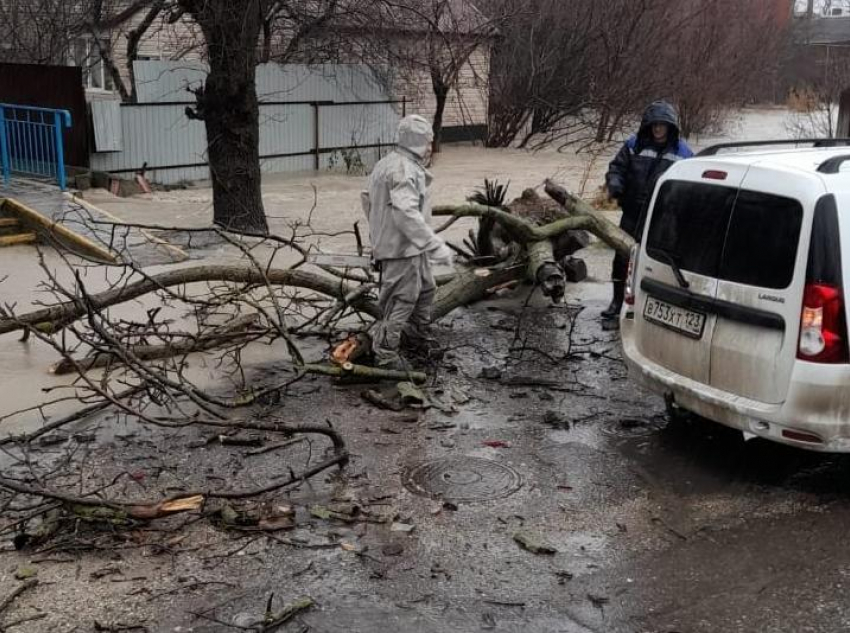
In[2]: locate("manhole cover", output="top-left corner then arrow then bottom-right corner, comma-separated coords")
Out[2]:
403,457 -> 522,502
600,417 -> 668,439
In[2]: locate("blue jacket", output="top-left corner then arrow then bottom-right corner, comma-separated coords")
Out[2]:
606,101 -> 693,237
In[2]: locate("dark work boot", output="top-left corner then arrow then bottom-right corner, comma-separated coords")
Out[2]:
601,282 -> 625,319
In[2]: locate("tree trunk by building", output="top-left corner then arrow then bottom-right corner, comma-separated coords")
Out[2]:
179,0 -> 269,234
431,71 -> 449,153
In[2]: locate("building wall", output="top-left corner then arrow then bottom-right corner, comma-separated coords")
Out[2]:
389,45 -> 491,133
104,11 -> 202,97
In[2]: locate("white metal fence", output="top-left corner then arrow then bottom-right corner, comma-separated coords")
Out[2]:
90,62 -> 404,185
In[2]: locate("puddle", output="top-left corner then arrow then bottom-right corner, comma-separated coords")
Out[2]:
599,416 -> 669,439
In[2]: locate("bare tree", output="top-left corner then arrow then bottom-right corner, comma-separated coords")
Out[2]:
338,0 -> 503,152
0,1 -> 181,102
785,45 -> 850,138
661,0 -> 788,138
0,0 -> 84,64
174,0 -> 270,234
485,0 -> 674,148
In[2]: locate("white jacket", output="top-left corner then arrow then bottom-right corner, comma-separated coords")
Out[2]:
361,115 -> 443,261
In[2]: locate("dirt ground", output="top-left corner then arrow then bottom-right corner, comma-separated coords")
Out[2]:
6,107 -> 850,633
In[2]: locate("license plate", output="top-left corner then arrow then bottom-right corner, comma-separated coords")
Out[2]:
643,296 -> 706,339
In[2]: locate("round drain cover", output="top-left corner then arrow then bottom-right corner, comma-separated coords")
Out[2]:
403,457 -> 522,502
600,417 -> 667,439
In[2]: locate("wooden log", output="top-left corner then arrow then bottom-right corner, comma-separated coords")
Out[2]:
543,179 -> 634,257
1,262 -> 527,339
0,265 -> 380,337
527,240 -> 565,301
432,265 -> 525,320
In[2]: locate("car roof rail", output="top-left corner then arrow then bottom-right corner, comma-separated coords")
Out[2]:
817,154 -> 850,174
698,138 -> 850,157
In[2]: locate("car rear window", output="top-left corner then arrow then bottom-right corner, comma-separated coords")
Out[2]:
646,180 -> 804,289
646,181 -> 736,277
718,190 -> 803,289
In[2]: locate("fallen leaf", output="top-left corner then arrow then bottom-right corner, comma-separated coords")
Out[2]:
391,522 -> 416,533
362,389 -> 404,411
513,531 -> 557,555
309,504 -> 359,523
309,506 -> 333,520
14,566 -> 37,580
397,382 -> 427,405
381,543 -> 404,556
258,516 -> 296,531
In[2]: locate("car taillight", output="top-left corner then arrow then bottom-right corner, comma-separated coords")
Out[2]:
798,283 -> 849,363
625,245 -> 638,306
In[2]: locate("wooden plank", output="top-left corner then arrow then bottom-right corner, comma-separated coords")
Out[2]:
1,198 -> 117,262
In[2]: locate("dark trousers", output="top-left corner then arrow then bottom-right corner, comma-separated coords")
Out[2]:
611,251 -> 629,282
611,213 -> 638,282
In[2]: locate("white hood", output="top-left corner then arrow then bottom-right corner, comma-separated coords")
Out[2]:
397,115 -> 433,160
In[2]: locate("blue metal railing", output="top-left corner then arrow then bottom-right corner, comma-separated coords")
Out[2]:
0,104 -> 72,190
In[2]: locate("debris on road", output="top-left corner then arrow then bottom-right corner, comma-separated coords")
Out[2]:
513,531 -> 557,555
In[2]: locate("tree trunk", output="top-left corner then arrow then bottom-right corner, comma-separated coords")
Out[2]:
595,107 -> 611,143
431,72 -> 449,154
182,0 -> 269,234
126,0 -> 165,103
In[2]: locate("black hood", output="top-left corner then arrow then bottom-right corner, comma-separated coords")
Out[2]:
637,100 -> 680,147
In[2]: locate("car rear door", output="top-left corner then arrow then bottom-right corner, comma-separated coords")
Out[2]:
708,167 -> 822,404
634,162 -> 750,383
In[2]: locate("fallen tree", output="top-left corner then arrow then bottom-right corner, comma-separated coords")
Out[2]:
0,181 -> 629,544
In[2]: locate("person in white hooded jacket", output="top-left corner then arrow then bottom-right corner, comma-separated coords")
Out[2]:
361,115 -> 454,370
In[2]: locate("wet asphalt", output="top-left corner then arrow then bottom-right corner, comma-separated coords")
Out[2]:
180,292 -> 850,633
5,289 -> 850,633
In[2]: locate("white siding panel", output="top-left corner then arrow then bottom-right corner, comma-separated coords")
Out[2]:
320,103 -> 399,149
91,64 -> 402,185
258,104 -> 314,156
90,104 -> 208,184
91,100 -> 123,152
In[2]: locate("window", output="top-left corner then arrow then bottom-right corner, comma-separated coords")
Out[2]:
718,191 -> 803,289
69,36 -> 114,91
647,181 -> 804,290
646,181 -> 737,278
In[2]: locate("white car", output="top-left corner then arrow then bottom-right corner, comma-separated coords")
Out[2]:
620,141 -> 850,451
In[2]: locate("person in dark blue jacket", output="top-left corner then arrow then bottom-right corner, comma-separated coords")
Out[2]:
602,100 -> 693,320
